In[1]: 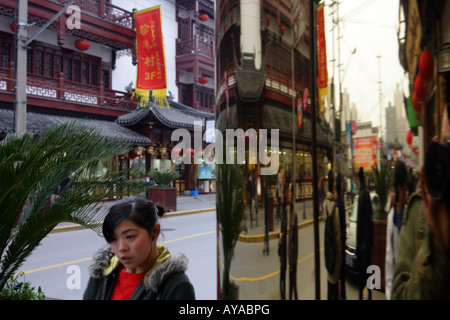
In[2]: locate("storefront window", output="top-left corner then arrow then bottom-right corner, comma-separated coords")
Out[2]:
197,161 -> 216,179
94,158 -> 114,177
151,158 -> 173,172
130,158 -> 146,178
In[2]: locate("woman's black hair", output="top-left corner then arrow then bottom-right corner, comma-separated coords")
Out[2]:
328,170 -> 334,193
336,173 -> 342,195
102,196 -> 165,243
393,161 -> 408,202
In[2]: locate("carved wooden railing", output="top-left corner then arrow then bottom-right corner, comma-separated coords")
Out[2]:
0,64 -> 136,112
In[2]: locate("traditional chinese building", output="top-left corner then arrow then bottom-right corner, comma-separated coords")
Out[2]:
215,0 -> 333,300
175,0 -> 215,113
0,0 -> 214,194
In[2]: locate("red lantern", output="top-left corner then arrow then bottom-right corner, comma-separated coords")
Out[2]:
280,24 -> 285,36
419,48 -> 433,82
198,13 -> 209,22
75,39 -> 90,52
414,74 -> 427,101
406,131 -> 413,145
230,11 -> 233,23
198,77 -> 209,85
128,151 -> 138,160
266,13 -> 270,27
172,147 -> 181,156
10,21 -> 29,32
186,148 -> 195,156
412,92 -> 421,112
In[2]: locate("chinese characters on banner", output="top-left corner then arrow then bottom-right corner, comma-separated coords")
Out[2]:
317,3 -> 328,115
132,6 -> 168,108
353,136 -> 378,172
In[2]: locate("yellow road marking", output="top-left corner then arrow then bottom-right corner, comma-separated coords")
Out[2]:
224,248 -> 324,282
16,230 -> 215,276
15,257 -> 93,275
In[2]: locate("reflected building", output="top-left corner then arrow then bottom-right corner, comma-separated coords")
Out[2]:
215,0 -> 334,299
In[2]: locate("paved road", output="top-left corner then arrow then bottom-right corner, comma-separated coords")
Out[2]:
15,193 -> 385,300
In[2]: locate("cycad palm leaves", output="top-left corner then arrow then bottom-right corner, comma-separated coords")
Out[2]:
216,162 -> 246,299
0,122 -> 152,292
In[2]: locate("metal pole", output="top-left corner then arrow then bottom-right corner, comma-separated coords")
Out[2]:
291,13 -> 296,224
310,0 -> 321,300
14,0 -> 28,134
377,55 -> 382,169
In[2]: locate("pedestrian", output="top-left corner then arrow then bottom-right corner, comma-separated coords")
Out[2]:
335,173 -> 346,300
288,198 -> 298,300
319,176 -> 325,217
392,106 -> 450,299
352,177 -> 357,204
263,176 -> 270,255
324,170 -> 342,300
248,171 -> 256,228
385,160 -> 408,300
278,181 -> 287,299
83,196 -> 195,300
276,165 -> 284,221
345,176 -> 351,204
356,167 -> 373,300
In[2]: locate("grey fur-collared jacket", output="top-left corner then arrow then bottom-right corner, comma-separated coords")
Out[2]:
83,244 -> 195,300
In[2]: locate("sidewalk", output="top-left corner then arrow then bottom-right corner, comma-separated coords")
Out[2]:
51,193 -> 216,233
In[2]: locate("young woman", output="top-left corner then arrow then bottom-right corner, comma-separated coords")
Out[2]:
83,197 -> 195,300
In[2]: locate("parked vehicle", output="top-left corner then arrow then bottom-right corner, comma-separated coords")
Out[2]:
345,192 -> 380,275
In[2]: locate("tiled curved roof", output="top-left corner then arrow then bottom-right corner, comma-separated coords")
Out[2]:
0,108 -> 151,146
116,99 -> 214,130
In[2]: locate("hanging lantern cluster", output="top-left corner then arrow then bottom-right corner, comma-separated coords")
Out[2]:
75,39 -> 90,52
412,47 -> 434,112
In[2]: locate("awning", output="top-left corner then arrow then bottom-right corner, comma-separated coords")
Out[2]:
0,108 -> 151,146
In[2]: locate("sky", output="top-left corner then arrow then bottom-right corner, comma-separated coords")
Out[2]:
324,0 -> 407,129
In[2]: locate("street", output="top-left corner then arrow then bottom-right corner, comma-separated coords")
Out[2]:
16,210 -> 217,300
15,195 -> 385,300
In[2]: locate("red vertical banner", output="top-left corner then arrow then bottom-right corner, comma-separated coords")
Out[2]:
317,3 -> 328,115
133,6 -> 168,108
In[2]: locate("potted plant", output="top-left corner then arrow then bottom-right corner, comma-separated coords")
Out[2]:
216,162 -> 246,300
147,169 -> 181,211
0,122 -> 152,297
370,161 -> 393,289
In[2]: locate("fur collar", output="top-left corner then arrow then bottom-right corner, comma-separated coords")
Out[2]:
88,244 -> 188,292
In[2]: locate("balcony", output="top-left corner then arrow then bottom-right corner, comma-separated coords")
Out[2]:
0,64 -> 137,114
0,0 -> 135,50
176,36 -> 213,58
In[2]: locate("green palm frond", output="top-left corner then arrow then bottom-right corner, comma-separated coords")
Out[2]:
148,169 -> 181,188
0,122 -> 153,292
216,162 -> 246,299
372,161 -> 393,219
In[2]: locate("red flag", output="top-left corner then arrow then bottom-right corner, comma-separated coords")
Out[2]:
133,6 -> 168,108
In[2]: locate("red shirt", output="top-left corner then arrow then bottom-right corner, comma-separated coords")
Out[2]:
111,269 -> 146,300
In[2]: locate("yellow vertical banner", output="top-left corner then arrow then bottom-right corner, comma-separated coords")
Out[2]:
317,3 -> 328,115
133,6 -> 169,108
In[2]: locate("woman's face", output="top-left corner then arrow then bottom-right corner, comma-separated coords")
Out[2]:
110,219 -> 160,273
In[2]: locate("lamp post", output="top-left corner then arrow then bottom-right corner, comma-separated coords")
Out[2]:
338,48 -> 356,173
